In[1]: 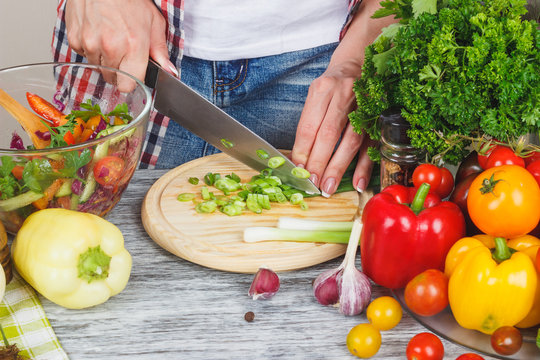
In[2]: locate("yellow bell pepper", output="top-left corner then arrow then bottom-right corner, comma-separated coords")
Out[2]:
507,235 -> 540,328
447,236 -> 536,334
12,208 -> 132,309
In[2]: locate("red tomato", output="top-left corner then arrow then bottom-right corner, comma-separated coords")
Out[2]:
490,326 -> 522,356
525,151 -> 540,167
455,354 -> 485,360
527,160 -> 540,187
484,146 -> 525,169
477,143 -> 498,169
404,269 -> 449,317
455,152 -> 482,183
93,156 -> 125,186
413,164 -> 454,198
406,332 -> 444,360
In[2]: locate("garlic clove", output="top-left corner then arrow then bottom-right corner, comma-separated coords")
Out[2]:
248,267 -> 280,300
337,265 -> 372,316
313,267 -> 342,306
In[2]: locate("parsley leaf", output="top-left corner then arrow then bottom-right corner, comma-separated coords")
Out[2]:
59,149 -> 92,179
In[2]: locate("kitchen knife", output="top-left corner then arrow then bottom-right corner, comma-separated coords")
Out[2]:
144,60 -> 320,194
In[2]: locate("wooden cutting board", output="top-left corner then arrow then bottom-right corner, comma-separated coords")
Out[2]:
141,152 -> 361,273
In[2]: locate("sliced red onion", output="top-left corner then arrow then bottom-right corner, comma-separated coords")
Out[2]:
35,130 -> 51,141
97,166 -> 110,178
71,179 -> 82,195
10,132 -> 25,150
53,91 -> 66,112
87,118 -> 108,141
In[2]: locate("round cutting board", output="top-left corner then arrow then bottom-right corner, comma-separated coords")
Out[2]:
141,152 -> 360,273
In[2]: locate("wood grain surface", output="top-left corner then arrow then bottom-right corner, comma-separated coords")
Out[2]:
24,169 -> 505,360
141,152 -> 360,273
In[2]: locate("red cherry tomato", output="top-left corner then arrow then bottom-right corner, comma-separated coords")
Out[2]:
404,269 -> 449,317
484,146 -> 525,169
527,160 -> 540,187
413,164 -> 455,198
93,156 -> 125,186
525,151 -> 540,167
406,332 -> 444,360
490,326 -> 522,356
477,143 -> 498,169
455,354 -> 485,360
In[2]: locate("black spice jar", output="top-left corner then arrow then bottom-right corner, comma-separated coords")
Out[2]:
379,110 -> 424,190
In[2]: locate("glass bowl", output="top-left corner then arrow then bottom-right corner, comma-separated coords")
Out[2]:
0,62 -> 151,234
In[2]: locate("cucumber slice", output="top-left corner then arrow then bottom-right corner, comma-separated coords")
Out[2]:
55,179 -> 73,198
79,171 -> 97,203
0,191 -> 44,212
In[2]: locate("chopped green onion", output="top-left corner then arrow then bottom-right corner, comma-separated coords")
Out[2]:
226,172 -> 241,183
260,168 -> 273,177
221,138 -> 234,149
215,178 -> 242,193
246,194 -> 262,214
268,156 -> 286,169
221,204 -> 243,216
289,193 -> 303,205
291,167 -> 311,179
201,186 -> 211,200
243,227 -> 350,243
188,177 -> 199,185
177,193 -> 195,202
256,149 -> 270,160
299,200 -> 309,211
195,201 -> 218,213
204,172 -> 220,186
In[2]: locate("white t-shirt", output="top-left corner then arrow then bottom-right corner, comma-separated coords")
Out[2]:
183,0 -> 349,60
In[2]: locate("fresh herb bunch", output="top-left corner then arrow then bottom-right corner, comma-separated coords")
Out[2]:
349,0 -> 540,164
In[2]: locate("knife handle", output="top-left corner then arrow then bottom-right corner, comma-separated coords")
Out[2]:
144,60 -> 160,89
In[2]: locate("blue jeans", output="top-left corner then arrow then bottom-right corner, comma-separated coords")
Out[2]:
155,42 -> 338,169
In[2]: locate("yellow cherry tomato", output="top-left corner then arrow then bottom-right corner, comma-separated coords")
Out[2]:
346,323 -> 382,358
366,296 -> 403,331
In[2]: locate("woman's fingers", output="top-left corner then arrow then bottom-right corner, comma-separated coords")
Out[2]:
63,0 -> 173,91
319,125 -> 364,197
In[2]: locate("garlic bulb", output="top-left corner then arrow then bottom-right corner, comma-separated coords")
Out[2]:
313,218 -> 371,316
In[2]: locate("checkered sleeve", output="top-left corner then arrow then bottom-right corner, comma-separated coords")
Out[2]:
52,0 -> 184,169
340,0 -> 363,40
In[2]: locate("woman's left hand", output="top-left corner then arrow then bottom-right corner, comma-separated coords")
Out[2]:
291,59 -> 374,197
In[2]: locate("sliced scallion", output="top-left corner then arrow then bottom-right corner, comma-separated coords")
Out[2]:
177,193 -> 195,202
291,167 -> 311,179
268,156 -> 286,169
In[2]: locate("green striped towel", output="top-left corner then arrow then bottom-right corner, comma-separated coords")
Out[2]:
0,272 -> 68,360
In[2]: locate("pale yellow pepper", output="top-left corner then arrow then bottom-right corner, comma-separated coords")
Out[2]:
447,236 -> 536,334
12,208 -> 132,309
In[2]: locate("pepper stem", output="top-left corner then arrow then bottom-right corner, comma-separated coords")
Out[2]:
492,237 -> 514,263
78,246 -> 111,283
410,183 -> 430,215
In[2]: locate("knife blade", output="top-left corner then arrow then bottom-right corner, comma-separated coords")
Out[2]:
144,60 -> 320,194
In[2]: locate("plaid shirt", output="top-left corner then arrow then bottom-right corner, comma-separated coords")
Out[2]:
52,0 -> 360,169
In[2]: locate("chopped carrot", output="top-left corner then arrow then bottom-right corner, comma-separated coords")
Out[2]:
56,196 -> 71,210
32,179 -> 65,210
11,165 -> 24,180
26,92 -> 65,125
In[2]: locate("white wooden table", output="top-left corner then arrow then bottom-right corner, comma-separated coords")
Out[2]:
37,169 -> 501,360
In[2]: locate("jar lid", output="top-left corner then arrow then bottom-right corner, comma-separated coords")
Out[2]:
379,109 -> 412,145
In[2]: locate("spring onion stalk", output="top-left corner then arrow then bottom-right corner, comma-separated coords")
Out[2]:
277,217 -> 353,232
243,227 -> 351,244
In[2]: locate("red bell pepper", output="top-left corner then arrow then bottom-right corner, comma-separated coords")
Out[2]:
360,183 -> 466,289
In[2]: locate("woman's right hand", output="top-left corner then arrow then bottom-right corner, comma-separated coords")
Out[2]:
65,0 -> 178,90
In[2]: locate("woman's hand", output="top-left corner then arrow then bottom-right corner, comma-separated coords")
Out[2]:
291,60 -> 374,196
291,0 -> 396,197
65,0 -> 177,90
